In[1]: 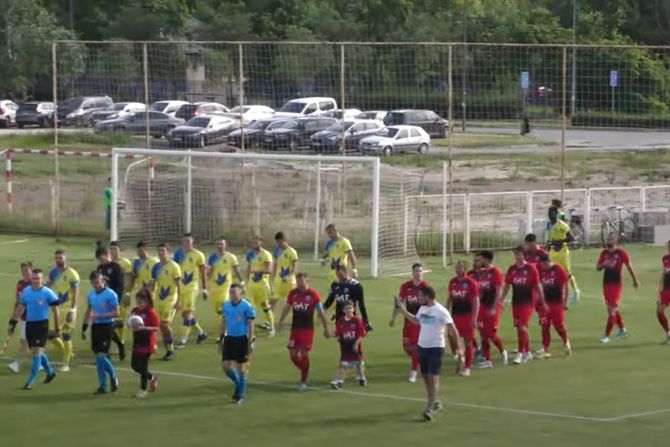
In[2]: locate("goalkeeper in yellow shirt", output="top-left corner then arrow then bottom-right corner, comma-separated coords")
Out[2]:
546,206 -> 581,303
271,232 -> 299,311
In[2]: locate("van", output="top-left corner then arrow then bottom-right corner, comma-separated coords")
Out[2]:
275,97 -> 337,118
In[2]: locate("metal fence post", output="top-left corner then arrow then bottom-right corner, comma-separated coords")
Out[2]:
442,160 -> 447,268
526,192 -> 533,235
52,42 -> 61,239
464,194 -> 471,253
640,187 -> 647,212
584,188 -> 591,246
447,44 -> 454,266
314,160 -> 322,261
143,43 -> 150,150
561,47 -> 568,202
239,43 -> 245,152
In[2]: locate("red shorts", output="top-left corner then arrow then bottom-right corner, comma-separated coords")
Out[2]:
288,329 -> 314,352
603,283 -> 623,307
477,305 -> 501,334
539,303 -> 565,327
402,322 -> 420,353
453,314 -> 475,340
659,290 -> 670,306
512,305 -> 533,328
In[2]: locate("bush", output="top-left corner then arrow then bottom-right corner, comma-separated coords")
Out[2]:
571,111 -> 670,129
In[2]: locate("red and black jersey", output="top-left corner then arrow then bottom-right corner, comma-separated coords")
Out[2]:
598,248 -> 630,285
524,247 -> 548,267
505,263 -> 540,306
16,279 -> 30,321
468,266 -> 503,308
335,315 -> 366,357
287,287 -> 321,330
131,306 -> 159,354
662,254 -> 670,291
448,275 -> 479,315
398,280 -> 426,316
539,264 -> 569,304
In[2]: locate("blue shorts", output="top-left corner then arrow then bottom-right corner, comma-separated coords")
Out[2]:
418,346 -> 445,376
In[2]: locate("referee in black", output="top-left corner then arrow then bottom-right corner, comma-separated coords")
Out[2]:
95,246 -> 126,360
324,265 -> 372,331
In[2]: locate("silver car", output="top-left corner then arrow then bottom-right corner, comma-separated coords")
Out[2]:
359,125 -> 430,156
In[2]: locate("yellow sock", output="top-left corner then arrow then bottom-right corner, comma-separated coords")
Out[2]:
50,337 -> 65,355
264,308 -> 275,327
180,324 -> 192,343
570,276 -> 580,292
193,321 -> 204,335
64,340 -> 73,363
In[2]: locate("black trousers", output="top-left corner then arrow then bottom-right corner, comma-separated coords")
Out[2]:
131,352 -> 153,390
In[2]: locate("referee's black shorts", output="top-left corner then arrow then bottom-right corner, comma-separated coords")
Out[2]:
222,335 -> 249,363
91,323 -> 114,354
26,320 -> 49,348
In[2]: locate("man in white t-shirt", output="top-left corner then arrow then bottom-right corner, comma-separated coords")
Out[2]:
395,284 -> 463,421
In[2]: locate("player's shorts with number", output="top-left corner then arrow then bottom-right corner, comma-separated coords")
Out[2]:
477,305 -> 501,334
273,278 -> 295,301
512,304 -> 533,328
248,281 -> 271,309
549,249 -> 571,275
179,287 -> 198,313
402,321 -> 420,353
539,303 -> 565,327
155,299 -> 177,323
453,314 -> 475,340
288,329 -> 314,351
603,284 -> 623,306
659,290 -> 670,306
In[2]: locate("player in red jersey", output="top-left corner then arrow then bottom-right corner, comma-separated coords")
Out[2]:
597,232 -> 639,343
523,233 -> 548,267
469,251 -> 507,369
277,272 -> 330,390
656,241 -> 670,342
330,300 -> 367,389
8,262 -> 33,373
536,252 -> 571,358
503,247 -> 547,365
389,263 -> 426,383
446,261 -> 479,377
129,289 -> 160,399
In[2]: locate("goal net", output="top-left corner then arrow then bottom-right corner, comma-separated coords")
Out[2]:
112,148 -> 424,277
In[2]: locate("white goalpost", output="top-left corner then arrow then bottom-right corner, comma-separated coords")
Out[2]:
111,148 -> 424,278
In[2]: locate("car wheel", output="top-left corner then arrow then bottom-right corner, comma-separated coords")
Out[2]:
199,135 -> 206,148
382,146 -> 393,156
17,123 -> 24,129
418,143 -> 429,154
0,119 -> 7,128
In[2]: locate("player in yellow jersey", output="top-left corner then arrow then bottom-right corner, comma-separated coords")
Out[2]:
271,232 -> 299,311
110,240 -> 132,343
322,223 -> 358,284
47,249 -> 80,372
546,206 -> 581,303
246,236 -> 275,336
130,241 -> 159,297
173,233 -> 208,348
150,243 -> 182,361
207,237 -> 244,318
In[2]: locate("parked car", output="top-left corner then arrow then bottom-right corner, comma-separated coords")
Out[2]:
89,102 -> 145,125
274,97 -> 337,118
0,100 -> 19,127
225,105 -> 275,124
175,102 -> 229,121
310,119 -> 384,152
95,111 -> 184,138
383,109 -> 448,138
16,101 -> 53,128
326,108 -> 362,120
359,125 -> 430,156
149,100 -> 190,118
167,115 -> 239,148
227,118 -> 289,148
356,110 -> 387,121
262,117 -> 337,151
57,96 -> 113,126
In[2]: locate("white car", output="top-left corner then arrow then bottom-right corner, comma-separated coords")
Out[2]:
0,100 -> 19,127
149,100 -> 190,118
359,125 -> 430,156
356,110 -> 387,121
274,97 -> 337,118
226,105 -> 275,124
90,102 -> 146,125
167,115 -> 239,148
326,108 -> 362,120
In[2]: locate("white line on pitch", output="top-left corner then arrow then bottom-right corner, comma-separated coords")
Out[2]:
0,238 -> 29,245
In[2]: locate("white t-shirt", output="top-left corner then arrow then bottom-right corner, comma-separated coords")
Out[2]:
416,302 -> 453,349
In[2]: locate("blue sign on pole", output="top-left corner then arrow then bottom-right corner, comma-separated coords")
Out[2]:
521,71 -> 530,90
610,70 -> 618,88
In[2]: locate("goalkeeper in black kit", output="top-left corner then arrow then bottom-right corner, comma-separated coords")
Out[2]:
324,265 -> 372,332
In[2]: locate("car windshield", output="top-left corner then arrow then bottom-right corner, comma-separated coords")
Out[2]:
325,121 -> 355,132
280,102 -> 305,113
249,120 -> 269,130
110,103 -> 127,111
19,103 -> 38,111
377,128 -> 399,137
385,113 -> 404,125
60,97 -> 83,110
229,106 -> 250,113
150,101 -> 169,111
278,120 -> 298,129
186,117 -> 211,127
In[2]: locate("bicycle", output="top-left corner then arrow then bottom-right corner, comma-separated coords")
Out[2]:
566,208 -> 586,250
594,205 -> 637,246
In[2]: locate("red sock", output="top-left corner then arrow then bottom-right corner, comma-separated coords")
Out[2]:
299,355 -> 310,383
409,351 -> 420,371
464,340 -> 474,369
541,325 -> 551,351
481,337 -> 491,361
517,328 -> 527,353
555,324 -> 568,344
658,311 -> 669,332
491,334 -> 504,353
524,331 -> 531,353
614,312 -> 624,329
605,315 -> 614,336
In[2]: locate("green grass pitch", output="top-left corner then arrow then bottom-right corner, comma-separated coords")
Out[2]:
1,234 -> 669,446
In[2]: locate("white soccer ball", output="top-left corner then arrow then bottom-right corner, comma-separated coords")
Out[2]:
126,314 -> 144,329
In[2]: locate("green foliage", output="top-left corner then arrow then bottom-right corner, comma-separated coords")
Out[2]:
571,111 -> 670,129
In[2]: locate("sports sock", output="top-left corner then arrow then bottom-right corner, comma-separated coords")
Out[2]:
95,356 -> 107,389
516,328 -> 524,353
299,355 -> 310,383
541,325 -> 551,351
180,320 -> 192,344
614,311 -> 624,329
193,320 -> 204,335
556,324 -> 568,344
480,337 -> 491,361
50,337 -> 65,355
225,368 -> 240,387
237,370 -> 247,398
658,311 -> 669,332
464,340 -> 473,369
101,355 -> 117,381
605,315 -> 615,336
166,335 -> 174,352
27,355 -> 41,386
491,334 -> 505,354
63,339 -> 73,364
115,324 -> 125,343
569,276 -> 579,293
39,353 -> 54,375
409,351 -> 420,371
263,307 -> 275,328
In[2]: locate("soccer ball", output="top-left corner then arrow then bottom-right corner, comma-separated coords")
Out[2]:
126,314 -> 144,329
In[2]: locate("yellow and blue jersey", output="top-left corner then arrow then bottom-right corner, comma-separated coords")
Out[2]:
208,252 -> 239,290
325,236 -> 353,271
246,248 -> 273,284
132,256 -> 159,293
273,245 -> 298,280
173,248 -> 205,290
151,261 -> 182,302
116,257 -> 132,275
547,220 -> 571,253
48,266 -> 80,306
